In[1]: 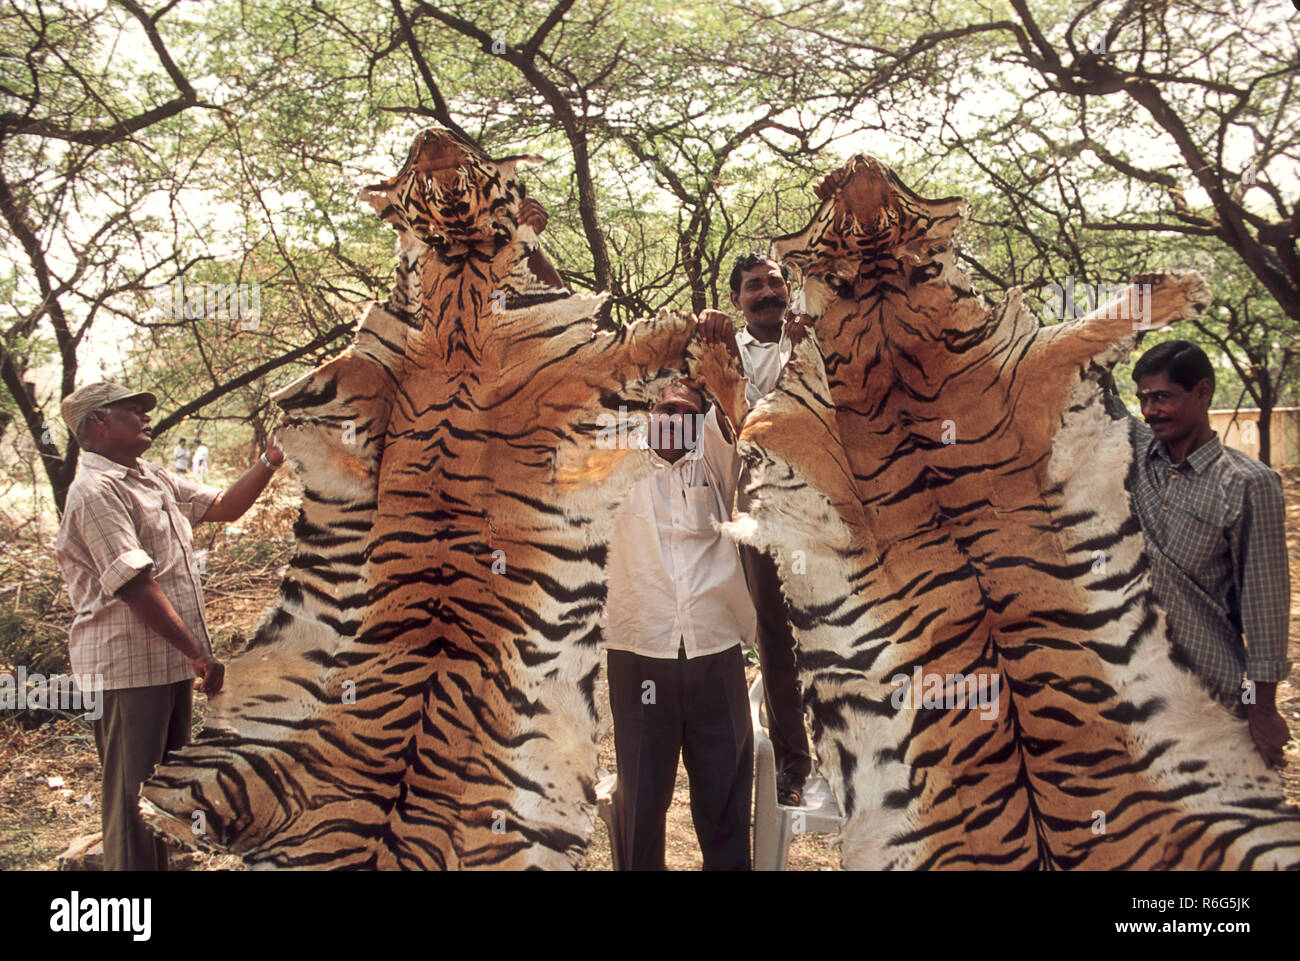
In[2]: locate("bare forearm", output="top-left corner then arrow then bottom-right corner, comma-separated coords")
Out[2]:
119,573 -> 208,662
203,458 -> 275,523
528,247 -> 564,289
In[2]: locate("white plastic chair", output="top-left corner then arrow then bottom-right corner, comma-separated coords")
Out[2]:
595,769 -> 622,870
750,674 -> 843,871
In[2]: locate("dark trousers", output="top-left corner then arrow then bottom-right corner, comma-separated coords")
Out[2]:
738,543 -> 812,787
608,645 -> 753,870
93,679 -> 193,871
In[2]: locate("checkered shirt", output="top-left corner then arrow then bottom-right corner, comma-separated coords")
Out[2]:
55,451 -> 221,690
1128,418 -> 1291,699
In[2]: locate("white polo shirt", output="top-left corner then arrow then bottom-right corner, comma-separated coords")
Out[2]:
603,407 -> 756,659
736,327 -> 792,406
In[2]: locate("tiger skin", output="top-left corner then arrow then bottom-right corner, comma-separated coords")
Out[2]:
139,127 -> 745,869
718,154 -> 1300,869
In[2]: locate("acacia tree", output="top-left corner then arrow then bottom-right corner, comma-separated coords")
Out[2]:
0,0 -> 214,511
1186,252 -> 1298,463
766,0 -> 1298,461
0,0 -> 383,512
993,0 -> 1300,462
967,0 -> 1300,464
10,0 -> 1296,518
995,0 -> 1300,326
374,1 -> 948,319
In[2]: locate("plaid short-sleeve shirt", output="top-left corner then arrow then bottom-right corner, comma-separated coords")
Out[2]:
55,451 -> 222,690
1128,418 -> 1292,699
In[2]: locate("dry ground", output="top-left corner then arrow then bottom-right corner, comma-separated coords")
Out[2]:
2,470 -> 1298,871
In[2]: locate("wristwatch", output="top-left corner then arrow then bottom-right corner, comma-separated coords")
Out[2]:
260,452 -> 278,471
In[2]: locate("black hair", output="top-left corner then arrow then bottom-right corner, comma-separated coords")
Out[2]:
728,252 -> 790,295
660,379 -> 706,411
1132,339 -> 1215,395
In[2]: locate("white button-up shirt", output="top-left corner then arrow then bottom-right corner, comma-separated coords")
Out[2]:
736,327 -> 792,405
603,407 -> 756,659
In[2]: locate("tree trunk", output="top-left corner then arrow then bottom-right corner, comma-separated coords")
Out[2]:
1256,405 -> 1271,467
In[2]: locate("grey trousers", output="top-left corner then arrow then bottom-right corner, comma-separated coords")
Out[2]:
92,679 -> 193,871
608,645 -> 753,871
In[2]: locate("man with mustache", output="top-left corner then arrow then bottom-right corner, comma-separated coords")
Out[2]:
1128,337 -> 1292,768
172,436 -> 191,474
689,172 -> 849,807
695,251 -> 819,806
55,381 -> 285,869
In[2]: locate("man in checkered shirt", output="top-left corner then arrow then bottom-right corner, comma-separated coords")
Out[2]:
1127,338 -> 1292,768
56,381 -> 285,870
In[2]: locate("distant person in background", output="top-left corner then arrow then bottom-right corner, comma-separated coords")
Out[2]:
192,438 -> 210,484
172,437 -> 191,474
1126,333 -> 1292,768
56,381 -> 284,870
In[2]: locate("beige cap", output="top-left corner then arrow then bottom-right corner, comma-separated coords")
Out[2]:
61,381 -> 157,437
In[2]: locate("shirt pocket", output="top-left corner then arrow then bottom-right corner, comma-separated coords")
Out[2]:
135,491 -> 191,574
684,485 -> 720,532
1166,502 -> 1226,574
132,493 -> 174,565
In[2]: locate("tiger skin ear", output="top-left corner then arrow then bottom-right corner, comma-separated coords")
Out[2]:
894,196 -> 970,265
492,154 -> 545,180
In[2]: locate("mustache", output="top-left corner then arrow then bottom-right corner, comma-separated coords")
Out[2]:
752,296 -> 787,312
1145,417 -> 1169,425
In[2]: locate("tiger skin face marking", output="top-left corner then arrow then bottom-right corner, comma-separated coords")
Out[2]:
138,127 -> 745,869
718,154 -> 1300,870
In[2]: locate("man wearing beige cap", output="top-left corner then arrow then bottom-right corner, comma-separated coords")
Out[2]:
55,381 -> 284,870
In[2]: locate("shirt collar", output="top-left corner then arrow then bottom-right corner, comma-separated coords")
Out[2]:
79,450 -> 143,479
634,428 -> 705,469
1184,434 -> 1224,474
1148,433 -> 1223,474
736,327 -> 779,349
660,445 -> 704,470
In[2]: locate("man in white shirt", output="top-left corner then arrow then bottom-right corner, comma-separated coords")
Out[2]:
172,437 -> 191,473
192,438 -> 210,484
695,252 -> 817,806
604,379 -> 755,870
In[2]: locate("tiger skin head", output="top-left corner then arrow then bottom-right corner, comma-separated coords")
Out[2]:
723,154 -> 1300,869
139,127 -> 738,869
358,127 -> 549,356
775,155 -> 978,336
776,155 -> 966,271
361,127 -> 541,251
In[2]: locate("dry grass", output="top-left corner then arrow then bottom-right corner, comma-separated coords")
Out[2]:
2,469 -> 1297,871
